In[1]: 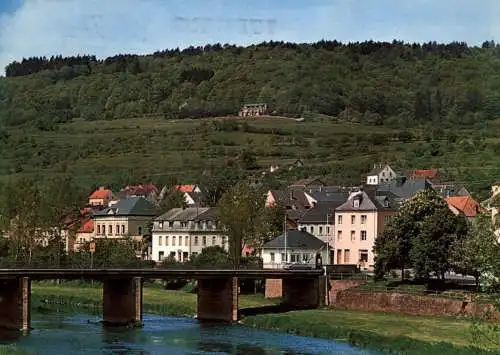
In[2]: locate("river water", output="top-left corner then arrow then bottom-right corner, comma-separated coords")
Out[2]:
0,310 -> 379,355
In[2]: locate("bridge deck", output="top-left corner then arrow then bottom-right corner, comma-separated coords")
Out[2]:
0,268 -> 324,280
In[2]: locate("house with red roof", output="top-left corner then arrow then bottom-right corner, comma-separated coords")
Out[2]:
118,184 -> 159,202
88,186 -> 114,207
446,196 -> 483,222
408,168 -> 440,183
175,185 -> 201,193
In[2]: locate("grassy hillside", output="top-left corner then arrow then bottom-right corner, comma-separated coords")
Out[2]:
0,115 -> 498,196
1,41 -> 500,192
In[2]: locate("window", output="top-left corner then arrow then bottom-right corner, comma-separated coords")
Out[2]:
359,249 -> 368,263
170,251 -> 176,258
159,236 -> 162,246
116,225 -> 120,235
310,226 -> 314,234
361,215 -> 367,224
194,236 -> 199,246
138,226 -> 143,235
326,226 -> 330,235
300,227 -> 306,232
159,222 -> 163,229
337,215 -> 343,224
172,236 -> 176,246
281,253 -> 286,262
212,236 -> 216,245
158,251 -> 164,260
185,236 -> 189,246
319,226 -> 323,235
361,231 -> 367,241
202,236 -> 207,246
165,236 -> 169,246
121,225 -> 125,234
221,236 -> 226,246
97,225 -> 101,235
270,252 -> 275,262
290,254 -> 300,262
350,230 -> 355,241
337,231 -> 342,240
108,225 -> 112,235
351,215 -> 355,224
302,253 -> 311,262
336,249 -> 342,264
353,199 -> 360,208
384,215 -> 392,224
344,249 -> 350,263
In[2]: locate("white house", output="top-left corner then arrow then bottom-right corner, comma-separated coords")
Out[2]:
151,207 -> 226,262
366,164 -> 397,185
261,230 -> 329,269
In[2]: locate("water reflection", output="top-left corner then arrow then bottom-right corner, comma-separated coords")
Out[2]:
0,310 -> 379,355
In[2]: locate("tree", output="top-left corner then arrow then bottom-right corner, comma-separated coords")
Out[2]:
216,183 -> 266,266
374,189 -> 467,281
159,188 -> 187,213
451,215 -> 499,289
190,246 -> 230,267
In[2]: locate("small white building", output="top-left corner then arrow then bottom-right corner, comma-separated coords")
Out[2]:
366,164 -> 397,185
151,207 -> 226,262
261,230 -> 330,269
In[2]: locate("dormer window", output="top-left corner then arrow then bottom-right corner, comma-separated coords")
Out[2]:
353,199 -> 360,208
384,199 -> 389,207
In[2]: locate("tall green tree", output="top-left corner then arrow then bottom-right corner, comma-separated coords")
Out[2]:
216,183 -> 266,266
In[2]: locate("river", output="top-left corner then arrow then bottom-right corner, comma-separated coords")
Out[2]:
0,309 -> 380,355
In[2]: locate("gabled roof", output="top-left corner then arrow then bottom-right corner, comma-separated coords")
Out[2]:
78,219 -> 94,233
298,201 -> 341,224
176,185 -> 196,193
409,169 -> 439,180
336,190 -> 396,212
306,189 -> 349,203
185,191 -> 205,205
263,230 -> 325,250
367,164 -> 388,176
446,196 -> 482,217
93,197 -> 157,217
377,177 -> 434,200
89,187 -> 113,200
155,207 -> 216,222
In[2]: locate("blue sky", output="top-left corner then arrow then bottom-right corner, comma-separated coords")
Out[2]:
0,0 -> 496,72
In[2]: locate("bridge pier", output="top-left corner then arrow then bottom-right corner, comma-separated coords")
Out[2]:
0,277 -> 31,331
282,276 -> 327,309
102,277 -> 142,326
197,277 -> 238,322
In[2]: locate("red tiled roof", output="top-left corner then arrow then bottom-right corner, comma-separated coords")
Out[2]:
78,219 -> 94,233
89,187 -> 113,200
446,196 -> 482,217
410,169 -> 438,179
175,185 -> 196,193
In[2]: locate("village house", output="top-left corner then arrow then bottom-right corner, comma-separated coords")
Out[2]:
334,188 -> 397,271
261,230 -> 329,269
408,168 -> 441,184
65,218 -> 94,252
446,196 -> 482,222
238,103 -> 268,117
366,164 -> 397,185
92,196 -> 157,258
88,186 -> 114,207
376,176 -> 434,203
151,207 -> 226,262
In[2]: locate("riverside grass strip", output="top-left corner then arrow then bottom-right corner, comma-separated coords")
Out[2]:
30,284 -> 497,355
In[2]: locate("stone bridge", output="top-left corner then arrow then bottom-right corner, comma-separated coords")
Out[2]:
0,268 -> 326,331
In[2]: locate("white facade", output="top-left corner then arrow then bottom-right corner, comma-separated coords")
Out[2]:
366,164 -> 397,185
262,247 -> 329,269
151,218 -> 227,262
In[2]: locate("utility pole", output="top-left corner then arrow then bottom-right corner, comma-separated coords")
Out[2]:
326,211 -> 330,265
284,215 -> 287,265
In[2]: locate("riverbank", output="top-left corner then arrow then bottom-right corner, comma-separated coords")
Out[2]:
0,346 -> 29,355
31,284 -> 495,355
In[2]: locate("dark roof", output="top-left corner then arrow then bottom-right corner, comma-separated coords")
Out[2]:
298,201 -> 341,224
306,189 -> 349,203
377,177 -> 434,199
336,190 -> 397,212
263,230 -> 326,250
155,207 -> 216,222
367,164 -> 386,176
185,191 -> 206,205
93,197 -> 157,217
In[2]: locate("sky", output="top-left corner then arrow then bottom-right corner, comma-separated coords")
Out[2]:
0,0 -> 496,73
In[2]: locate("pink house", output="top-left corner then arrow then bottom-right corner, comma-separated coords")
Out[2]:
334,189 -> 396,271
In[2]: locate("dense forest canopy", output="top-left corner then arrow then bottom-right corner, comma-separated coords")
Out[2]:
1,40 -> 500,128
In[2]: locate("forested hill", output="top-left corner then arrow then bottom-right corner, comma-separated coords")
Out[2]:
1,40 -> 500,128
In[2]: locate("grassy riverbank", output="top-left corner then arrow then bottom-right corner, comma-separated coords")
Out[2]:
31,284 -> 496,355
0,346 -> 29,355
